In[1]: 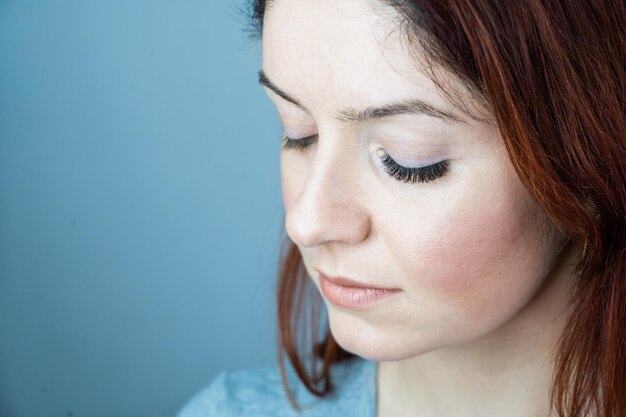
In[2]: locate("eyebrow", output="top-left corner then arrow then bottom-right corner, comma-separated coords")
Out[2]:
258,70 -> 464,124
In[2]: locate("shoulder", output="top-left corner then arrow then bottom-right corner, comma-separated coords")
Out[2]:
174,366 -> 289,417
175,357 -> 377,417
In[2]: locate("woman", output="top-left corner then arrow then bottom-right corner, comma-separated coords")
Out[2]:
177,0 -> 625,416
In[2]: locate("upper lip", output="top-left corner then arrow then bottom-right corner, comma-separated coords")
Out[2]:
315,268 -> 401,291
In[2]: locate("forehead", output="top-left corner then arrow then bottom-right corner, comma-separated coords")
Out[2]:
262,0 -> 463,118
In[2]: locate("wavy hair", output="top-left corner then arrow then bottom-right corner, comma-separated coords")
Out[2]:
246,1 -> 626,416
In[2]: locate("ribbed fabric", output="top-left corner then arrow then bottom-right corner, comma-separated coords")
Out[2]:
175,357 -> 378,417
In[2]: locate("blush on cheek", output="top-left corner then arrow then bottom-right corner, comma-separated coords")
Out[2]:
397,193 -> 549,324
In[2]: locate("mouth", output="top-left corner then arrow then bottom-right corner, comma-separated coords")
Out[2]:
315,268 -> 402,309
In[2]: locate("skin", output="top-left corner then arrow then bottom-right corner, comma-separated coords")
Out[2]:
260,1 -> 582,416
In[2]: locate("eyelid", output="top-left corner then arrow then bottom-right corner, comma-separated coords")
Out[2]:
376,148 -> 444,169
281,134 -> 318,151
280,134 -> 450,184
278,113 -> 317,139
376,150 -> 449,183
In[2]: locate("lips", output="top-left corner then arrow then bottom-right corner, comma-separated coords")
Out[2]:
315,268 -> 402,309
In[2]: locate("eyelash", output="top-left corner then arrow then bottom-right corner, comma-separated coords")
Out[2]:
280,134 -> 449,184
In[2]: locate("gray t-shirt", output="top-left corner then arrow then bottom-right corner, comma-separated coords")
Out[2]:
175,357 -> 377,416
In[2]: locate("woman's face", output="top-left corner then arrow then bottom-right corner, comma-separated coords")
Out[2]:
261,0 -> 567,360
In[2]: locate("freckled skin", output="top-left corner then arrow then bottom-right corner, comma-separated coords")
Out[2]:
265,0 -> 572,365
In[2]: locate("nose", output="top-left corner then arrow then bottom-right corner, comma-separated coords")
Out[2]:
284,135 -> 372,248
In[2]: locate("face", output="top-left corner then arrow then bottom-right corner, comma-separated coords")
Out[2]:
261,0 -> 567,361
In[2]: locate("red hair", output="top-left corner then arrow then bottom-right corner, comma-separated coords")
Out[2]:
249,0 -> 626,415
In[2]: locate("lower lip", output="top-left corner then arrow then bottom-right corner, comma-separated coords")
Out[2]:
319,275 -> 401,309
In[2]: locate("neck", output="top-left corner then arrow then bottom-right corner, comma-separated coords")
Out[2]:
377,240 -> 580,417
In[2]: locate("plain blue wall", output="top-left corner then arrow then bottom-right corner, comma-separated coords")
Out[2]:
0,1 -> 284,416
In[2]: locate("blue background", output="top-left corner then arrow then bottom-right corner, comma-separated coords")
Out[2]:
0,1 -> 283,416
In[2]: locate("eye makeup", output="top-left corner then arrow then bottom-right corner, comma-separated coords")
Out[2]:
280,134 -> 450,184
377,150 -> 449,183
280,134 -> 317,152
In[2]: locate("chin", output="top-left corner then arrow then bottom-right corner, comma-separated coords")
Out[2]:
327,308 -> 441,362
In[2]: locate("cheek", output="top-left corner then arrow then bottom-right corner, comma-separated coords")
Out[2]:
387,176 -> 556,324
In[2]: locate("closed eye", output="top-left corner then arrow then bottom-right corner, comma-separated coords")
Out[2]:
280,134 -> 450,184
281,134 -> 318,152
377,151 -> 449,184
